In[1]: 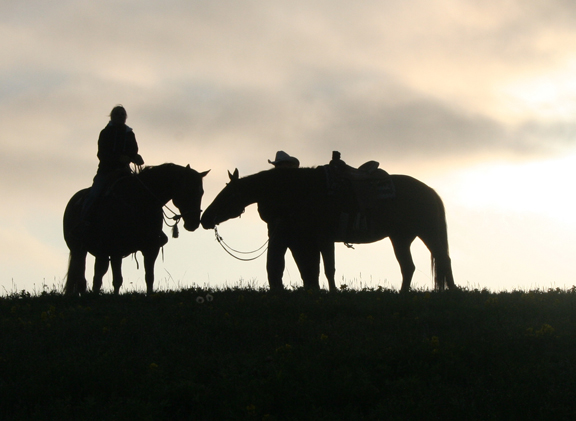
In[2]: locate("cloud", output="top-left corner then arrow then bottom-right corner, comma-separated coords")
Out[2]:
0,224 -> 66,287
0,148 -> 93,210
3,0 -> 576,294
133,68 -> 576,169
3,0 -> 576,171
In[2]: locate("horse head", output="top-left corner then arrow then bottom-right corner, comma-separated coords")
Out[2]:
172,164 -> 210,232
201,168 -> 247,229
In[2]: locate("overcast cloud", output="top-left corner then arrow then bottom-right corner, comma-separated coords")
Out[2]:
2,0 -> 576,292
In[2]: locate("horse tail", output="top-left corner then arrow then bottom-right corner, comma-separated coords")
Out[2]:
64,251 -> 87,296
64,253 -> 74,295
431,193 -> 454,291
63,189 -> 89,296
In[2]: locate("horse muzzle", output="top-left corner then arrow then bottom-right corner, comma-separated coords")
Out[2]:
200,217 -> 216,230
182,216 -> 201,232
200,211 -> 219,229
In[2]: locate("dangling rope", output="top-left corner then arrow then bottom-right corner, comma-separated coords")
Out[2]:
163,212 -> 182,238
214,226 -> 268,261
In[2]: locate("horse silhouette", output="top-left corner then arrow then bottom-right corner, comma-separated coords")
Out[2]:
63,163 -> 209,296
201,165 -> 455,293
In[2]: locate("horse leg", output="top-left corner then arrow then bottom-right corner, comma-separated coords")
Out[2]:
110,256 -> 123,295
65,249 -> 88,296
266,242 -> 287,292
93,256 -> 109,294
290,242 -> 321,291
390,235 -> 416,293
266,221 -> 289,291
143,248 -> 160,295
320,242 -> 337,292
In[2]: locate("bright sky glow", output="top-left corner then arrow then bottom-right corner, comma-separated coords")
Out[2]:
500,61 -> 576,122
443,154 -> 576,226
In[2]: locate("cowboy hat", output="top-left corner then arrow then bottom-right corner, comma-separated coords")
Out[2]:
268,151 -> 300,167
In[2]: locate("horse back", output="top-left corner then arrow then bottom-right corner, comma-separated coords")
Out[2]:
332,174 -> 445,243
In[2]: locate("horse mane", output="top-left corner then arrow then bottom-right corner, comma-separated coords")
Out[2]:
138,163 -> 178,174
239,167 -> 326,203
257,166 -> 319,176
247,167 -> 321,183
137,163 -> 193,182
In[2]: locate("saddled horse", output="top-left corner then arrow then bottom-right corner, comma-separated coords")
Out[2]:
201,165 -> 456,293
63,163 -> 209,296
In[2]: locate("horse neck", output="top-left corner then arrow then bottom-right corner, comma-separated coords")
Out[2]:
241,168 -> 321,205
137,164 -> 181,205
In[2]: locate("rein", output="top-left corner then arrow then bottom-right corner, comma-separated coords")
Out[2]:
214,226 -> 268,261
161,208 -> 201,238
132,166 -> 185,238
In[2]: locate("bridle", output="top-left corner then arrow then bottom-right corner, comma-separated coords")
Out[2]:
132,166 -> 200,238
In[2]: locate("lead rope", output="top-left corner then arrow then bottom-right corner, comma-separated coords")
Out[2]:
214,226 -> 268,261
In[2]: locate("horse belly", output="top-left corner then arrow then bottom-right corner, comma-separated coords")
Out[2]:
86,209 -> 164,257
332,211 -> 389,244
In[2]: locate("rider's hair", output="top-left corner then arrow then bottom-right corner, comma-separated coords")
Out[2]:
110,105 -> 127,124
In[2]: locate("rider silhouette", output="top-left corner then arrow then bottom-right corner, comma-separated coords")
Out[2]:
258,151 -> 300,290
81,105 -> 144,224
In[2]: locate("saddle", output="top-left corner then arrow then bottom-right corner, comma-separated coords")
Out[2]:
325,151 -> 395,242
80,171 -> 136,228
325,151 -> 395,208
104,171 -> 136,196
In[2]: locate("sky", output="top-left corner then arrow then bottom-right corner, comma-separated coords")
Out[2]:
2,0 -> 576,294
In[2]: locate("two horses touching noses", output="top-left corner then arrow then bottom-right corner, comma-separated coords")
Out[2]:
64,155 -> 457,296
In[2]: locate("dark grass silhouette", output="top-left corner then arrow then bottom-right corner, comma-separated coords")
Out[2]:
2,286 -> 576,420
201,166 -> 455,293
63,164 -> 208,296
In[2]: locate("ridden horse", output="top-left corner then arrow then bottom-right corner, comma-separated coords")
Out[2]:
201,166 -> 456,293
63,163 -> 209,296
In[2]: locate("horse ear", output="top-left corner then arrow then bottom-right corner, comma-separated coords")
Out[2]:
228,169 -> 239,181
186,164 -> 191,169
200,170 -> 210,177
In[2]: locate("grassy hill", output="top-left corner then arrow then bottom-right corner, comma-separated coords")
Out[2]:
2,286 -> 576,420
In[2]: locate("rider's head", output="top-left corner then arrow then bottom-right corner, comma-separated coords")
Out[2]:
110,105 -> 127,124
